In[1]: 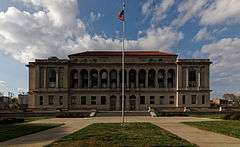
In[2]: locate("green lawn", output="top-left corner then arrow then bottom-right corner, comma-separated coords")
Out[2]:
49,123 -> 196,147
183,121 -> 240,139
0,123 -> 62,142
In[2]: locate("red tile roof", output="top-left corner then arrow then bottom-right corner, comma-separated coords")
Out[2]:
68,51 -> 177,57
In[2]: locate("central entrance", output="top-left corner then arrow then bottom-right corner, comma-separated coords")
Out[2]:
129,95 -> 136,111
110,95 -> 117,111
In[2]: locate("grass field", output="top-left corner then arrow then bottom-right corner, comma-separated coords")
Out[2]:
0,123 -> 62,142
49,123 -> 195,147
184,121 -> 240,139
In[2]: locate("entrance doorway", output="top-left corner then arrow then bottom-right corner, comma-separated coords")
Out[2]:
110,95 -> 117,111
129,95 -> 136,111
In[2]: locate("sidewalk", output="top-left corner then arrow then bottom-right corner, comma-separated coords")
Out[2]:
0,117 -> 240,147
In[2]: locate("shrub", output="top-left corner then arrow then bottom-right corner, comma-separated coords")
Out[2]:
223,112 -> 240,120
157,112 -> 189,117
0,118 -> 24,124
230,113 -> 240,120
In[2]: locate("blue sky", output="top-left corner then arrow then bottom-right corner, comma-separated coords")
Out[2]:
0,0 -> 240,97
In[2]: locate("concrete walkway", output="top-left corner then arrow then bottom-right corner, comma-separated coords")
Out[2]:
1,117 -> 240,147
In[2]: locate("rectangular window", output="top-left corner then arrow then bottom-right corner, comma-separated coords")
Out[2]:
182,95 -> 186,105
48,95 -> 54,105
202,95 -> 205,104
101,96 -> 106,105
160,96 -> 164,105
91,96 -> 96,105
150,96 -> 155,104
81,96 -> 86,105
169,96 -> 174,104
140,96 -> 145,104
39,96 -> 43,105
191,95 -> 197,104
59,96 -> 63,105
71,96 -> 76,105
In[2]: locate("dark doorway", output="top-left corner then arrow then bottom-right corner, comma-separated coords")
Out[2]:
129,95 -> 136,111
110,96 -> 117,111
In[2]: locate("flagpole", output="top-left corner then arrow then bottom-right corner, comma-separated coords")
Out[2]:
121,1 -> 125,125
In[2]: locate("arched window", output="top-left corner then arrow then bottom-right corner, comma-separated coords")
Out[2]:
148,69 -> 156,88
100,69 -> 108,88
70,69 -> 78,88
138,69 -> 146,88
48,68 -> 56,88
158,69 -> 165,88
90,69 -> 98,88
129,69 -> 136,88
80,69 -> 88,88
110,70 -> 117,88
167,69 -> 175,88
119,69 -> 127,87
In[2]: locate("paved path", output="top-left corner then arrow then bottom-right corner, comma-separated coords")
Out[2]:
1,116 -> 240,147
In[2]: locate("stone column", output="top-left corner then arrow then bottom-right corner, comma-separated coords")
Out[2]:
186,68 -> 189,88
145,70 -> 148,88
126,69 -> 129,89
155,69 -> 158,88
136,69 -> 139,89
97,70 -> 100,88
117,69 -> 120,89
56,68 -> 59,88
107,69 -> 110,89
88,69 -> 90,88
44,68 -> 47,88
165,69 -> 168,88
198,69 -> 201,89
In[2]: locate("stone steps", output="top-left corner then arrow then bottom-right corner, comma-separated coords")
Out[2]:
95,111 -> 150,117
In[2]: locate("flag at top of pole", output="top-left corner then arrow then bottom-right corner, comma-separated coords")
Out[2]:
118,8 -> 125,21
117,0 -> 125,125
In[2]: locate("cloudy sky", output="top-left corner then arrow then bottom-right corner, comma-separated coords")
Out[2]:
0,0 -> 239,97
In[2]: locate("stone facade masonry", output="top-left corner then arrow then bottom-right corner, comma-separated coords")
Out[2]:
27,51 -> 211,111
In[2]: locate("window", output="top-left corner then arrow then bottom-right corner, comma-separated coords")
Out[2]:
81,96 -> 86,105
169,96 -> 174,104
140,96 -> 145,104
101,96 -> 106,105
191,95 -> 197,104
48,68 -> 56,88
59,96 -> 63,105
189,69 -> 197,87
150,96 -> 155,104
48,95 -> 54,105
160,96 -> 164,105
91,96 -> 96,105
182,95 -> 186,105
202,95 -> 205,104
71,96 -> 76,105
39,96 -> 43,105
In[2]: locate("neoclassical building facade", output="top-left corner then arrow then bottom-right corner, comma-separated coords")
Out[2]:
27,51 -> 211,111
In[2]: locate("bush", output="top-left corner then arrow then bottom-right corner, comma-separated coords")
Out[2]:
223,112 -> 240,120
0,118 -> 24,124
157,112 -> 189,117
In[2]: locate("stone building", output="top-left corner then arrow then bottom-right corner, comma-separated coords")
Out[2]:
27,51 -> 211,111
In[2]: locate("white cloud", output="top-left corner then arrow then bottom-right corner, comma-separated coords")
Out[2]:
89,12 -> 102,22
142,0 -> 175,24
194,27 -> 214,41
200,0 -> 240,25
171,0 -> 208,27
0,0 -> 183,63
201,38 -> 240,85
